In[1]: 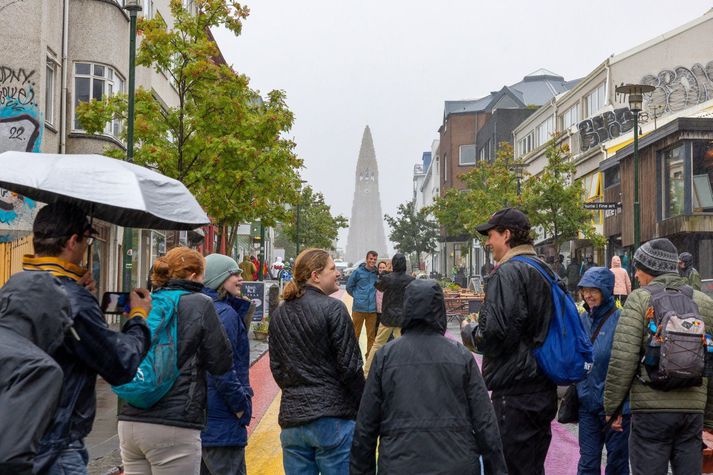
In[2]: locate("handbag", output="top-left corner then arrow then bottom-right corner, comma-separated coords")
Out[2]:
556,304 -> 617,424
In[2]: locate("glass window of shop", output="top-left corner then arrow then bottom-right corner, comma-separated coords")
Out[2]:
662,144 -> 685,219
692,141 -> 713,212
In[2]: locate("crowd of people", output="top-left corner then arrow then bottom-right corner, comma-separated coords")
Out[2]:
3,201 -> 713,475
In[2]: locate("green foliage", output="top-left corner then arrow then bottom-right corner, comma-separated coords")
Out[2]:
430,142 -> 525,243
75,0 -> 303,249
384,200 -> 439,265
521,138 -> 605,251
280,186 -> 348,256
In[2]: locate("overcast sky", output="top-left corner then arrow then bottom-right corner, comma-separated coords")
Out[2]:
213,1 -> 713,252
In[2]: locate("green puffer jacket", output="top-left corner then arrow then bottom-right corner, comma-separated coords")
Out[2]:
603,274 -> 713,428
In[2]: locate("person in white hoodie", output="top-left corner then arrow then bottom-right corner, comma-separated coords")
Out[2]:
609,256 -> 631,304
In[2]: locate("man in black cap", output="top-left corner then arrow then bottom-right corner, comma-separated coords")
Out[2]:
678,251 -> 702,291
23,202 -> 152,474
460,207 -> 558,475
604,238 -> 713,474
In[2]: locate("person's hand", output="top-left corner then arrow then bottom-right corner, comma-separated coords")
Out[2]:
130,288 -> 152,314
78,271 -> 96,293
606,415 -> 624,432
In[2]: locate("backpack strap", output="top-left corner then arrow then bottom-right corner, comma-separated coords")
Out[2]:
510,256 -> 556,285
590,305 -> 617,342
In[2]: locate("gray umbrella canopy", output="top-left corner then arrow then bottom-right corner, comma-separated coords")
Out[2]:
0,151 -> 210,230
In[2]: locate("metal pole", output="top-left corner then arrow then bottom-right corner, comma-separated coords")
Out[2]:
295,203 -> 301,256
126,9 -> 138,163
633,112 -> 640,251
258,222 -> 265,280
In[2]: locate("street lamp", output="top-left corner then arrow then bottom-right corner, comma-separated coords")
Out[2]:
615,83 -> 655,253
295,180 -> 308,256
508,161 -> 526,198
123,0 -> 142,163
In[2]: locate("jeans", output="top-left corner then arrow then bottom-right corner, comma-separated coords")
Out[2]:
577,410 -> 630,475
491,389 -> 557,475
44,440 -> 89,475
629,412 -> 702,475
201,446 -> 246,475
280,417 -> 355,475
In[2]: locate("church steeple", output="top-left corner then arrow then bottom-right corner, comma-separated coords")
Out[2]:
345,126 -> 388,263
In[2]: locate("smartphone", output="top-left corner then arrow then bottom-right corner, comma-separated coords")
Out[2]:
101,292 -> 131,314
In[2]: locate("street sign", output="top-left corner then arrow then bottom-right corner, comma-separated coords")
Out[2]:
583,202 -> 621,210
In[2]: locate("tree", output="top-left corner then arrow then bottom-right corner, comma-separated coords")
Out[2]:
384,200 -> 439,268
522,137 -> 605,255
76,0 -> 303,250
279,186 -> 348,258
430,142 -> 525,243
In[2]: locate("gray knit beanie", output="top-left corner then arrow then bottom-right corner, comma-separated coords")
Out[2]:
204,253 -> 241,290
633,238 -> 679,276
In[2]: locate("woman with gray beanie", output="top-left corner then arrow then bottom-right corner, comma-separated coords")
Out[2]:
200,254 -> 253,475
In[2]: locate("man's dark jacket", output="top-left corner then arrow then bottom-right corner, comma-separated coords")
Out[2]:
32,268 -> 151,473
465,248 -> 556,395
269,285 -> 365,428
350,280 -> 507,475
120,280 -> 233,429
201,288 -> 253,447
374,253 -> 414,328
0,272 -> 72,475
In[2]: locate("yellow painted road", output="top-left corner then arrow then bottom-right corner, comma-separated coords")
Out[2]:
245,290 -> 366,473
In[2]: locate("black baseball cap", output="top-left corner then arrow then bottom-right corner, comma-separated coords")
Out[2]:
476,207 -> 530,235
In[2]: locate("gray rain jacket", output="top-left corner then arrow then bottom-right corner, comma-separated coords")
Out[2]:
0,272 -> 72,475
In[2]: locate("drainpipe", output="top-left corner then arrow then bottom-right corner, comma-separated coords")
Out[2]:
59,0 -> 69,153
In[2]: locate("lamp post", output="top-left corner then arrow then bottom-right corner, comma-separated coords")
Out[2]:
295,180 -> 307,256
615,84 -> 655,252
123,0 -> 141,163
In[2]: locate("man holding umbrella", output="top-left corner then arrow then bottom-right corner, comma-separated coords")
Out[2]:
23,202 -> 152,475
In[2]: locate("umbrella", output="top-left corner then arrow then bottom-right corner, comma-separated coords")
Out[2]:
0,151 -> 210,230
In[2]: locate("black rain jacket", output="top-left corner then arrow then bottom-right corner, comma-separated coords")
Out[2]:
350,279 -> 507,475
0,272 -> 72,475
374,253 -> 414,328
464,247 -> 556,395
119,280 -> 233,430
269,285 -> 365,428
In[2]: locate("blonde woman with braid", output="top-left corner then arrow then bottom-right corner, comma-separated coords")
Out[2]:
268,249 -> 365,475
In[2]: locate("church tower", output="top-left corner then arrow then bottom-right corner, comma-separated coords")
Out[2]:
345,126 -> 388,264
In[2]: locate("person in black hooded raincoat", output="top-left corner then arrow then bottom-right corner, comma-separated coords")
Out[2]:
350,279 -> 507,475
0,271 -> 73,475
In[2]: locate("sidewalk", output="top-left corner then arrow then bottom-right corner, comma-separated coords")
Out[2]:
86,331 -> 270,475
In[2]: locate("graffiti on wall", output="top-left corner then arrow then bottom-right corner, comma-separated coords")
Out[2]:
0,65 -> 40,232
641,60 -> 713,114
578,107 -> 636,152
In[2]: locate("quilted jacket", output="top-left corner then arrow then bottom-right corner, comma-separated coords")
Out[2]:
268,285 -> 365,428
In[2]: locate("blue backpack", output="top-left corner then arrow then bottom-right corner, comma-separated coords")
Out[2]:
511,256 -> 593,385
112,289 -> 189,409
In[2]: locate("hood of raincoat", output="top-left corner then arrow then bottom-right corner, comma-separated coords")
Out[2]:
611,256 -> 621,268
578,267 -> 615,300
392,253 -> 407,273
401,279 -> 446,334
0,271 -> 72,354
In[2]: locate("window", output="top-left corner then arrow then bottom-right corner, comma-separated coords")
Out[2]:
142,0 -> 154,19
45,58 -> 56,126
459,144 -> 476,165
536,116 -> 554,147
518,132 -> 534,157
604,165 -> 620,188
692,141 -> 713,212
182,0 -> 195,14
479,147 -> 486,162
444,153 -> 448,183
560,104 -> 579,130
74,62 -> 125,138
585,83 -> 606,117
662,145 -> 685,219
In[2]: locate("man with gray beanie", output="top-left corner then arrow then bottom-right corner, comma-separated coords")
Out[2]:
604,238 -> 713,474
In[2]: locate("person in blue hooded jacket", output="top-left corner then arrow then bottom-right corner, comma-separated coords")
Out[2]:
200,254 -> 254,475
576,267 -> 630,475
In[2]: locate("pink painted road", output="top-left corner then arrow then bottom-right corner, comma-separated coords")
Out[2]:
246,287 -> 583,474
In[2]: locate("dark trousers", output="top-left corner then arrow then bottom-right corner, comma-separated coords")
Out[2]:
201,446 -> 247,475
629,412 -> 702,475
577,410 -> 630,475
491,389 -> 557,475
